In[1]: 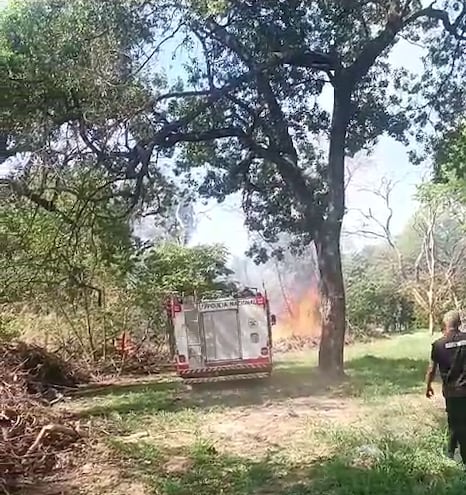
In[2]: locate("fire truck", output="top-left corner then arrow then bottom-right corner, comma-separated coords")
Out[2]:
167,289 -> 276,383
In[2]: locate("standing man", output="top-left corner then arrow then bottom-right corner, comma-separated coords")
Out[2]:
426,310 -> 466,463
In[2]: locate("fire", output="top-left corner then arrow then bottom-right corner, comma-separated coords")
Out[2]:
273,286 -> 321,340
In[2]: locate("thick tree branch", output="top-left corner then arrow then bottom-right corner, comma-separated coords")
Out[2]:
0,177 -> 73,223
413,4 -> 466,40
159,126 -> 245,146
204,17 -> 336,73
268,49 -> 338,72
348,3 -> 466,85
348,23 -> 399,83
253,74 -> 298,164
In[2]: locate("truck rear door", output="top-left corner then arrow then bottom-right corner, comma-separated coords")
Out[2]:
238,302 -> 269,360
202,309 -> 242,362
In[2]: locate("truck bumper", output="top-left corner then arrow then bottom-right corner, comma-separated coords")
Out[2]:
182,371 -> 271,384
177,360 -> 272,380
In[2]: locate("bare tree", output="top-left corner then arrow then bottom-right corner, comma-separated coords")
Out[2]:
346,178 -> 466,334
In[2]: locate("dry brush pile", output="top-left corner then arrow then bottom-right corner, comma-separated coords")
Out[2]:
0,343 -> 89,492
273,334 -> 353,354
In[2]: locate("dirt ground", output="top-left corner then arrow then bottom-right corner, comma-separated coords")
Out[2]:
30,394 -> 361,494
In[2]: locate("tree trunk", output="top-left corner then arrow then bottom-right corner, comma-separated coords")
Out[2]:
316,224 -> 346,375
428,308 -> 435,335
102,289 -> 107,360
83,289 -> 96,361
316,87 -> 350,375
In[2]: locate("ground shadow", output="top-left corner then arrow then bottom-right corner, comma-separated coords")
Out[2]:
74,355 -> 428,417
75,381 -> 184,417
185,355 -> 427,409
74,379 -> 178,398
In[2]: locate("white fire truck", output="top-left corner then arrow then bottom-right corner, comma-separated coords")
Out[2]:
167,290 -> 276,383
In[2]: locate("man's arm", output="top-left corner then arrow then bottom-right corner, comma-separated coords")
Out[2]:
426,343 -> 438,398
426,360 -> 437,398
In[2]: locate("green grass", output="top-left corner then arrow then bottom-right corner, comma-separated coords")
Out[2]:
110,431 -> 466,495
73,331 -> 466,495
346,331 -> 432,399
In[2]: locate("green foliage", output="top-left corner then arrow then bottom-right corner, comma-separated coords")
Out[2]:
344,250 -> 414,336
435,123 -> 466,181
189,0 -> 227,16
0,166 -> 134,304
0,309 -> 20,342
1,0 -> 175,217
0,179 -> 235,356
0,163 -> 139,357
1,0 -> 151,137
135,243 -> 233,299
0,0 -> 186,360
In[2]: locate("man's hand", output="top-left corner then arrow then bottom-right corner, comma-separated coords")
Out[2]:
426,385 -> 434,399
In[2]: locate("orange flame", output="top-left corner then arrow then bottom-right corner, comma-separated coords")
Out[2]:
274,286 -> 321,340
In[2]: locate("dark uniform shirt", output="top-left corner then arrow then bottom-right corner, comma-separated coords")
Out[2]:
431,331 -> 466,397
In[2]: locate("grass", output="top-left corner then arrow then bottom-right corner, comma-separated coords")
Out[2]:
110,431 -> 466,495
70,331 -> 466,495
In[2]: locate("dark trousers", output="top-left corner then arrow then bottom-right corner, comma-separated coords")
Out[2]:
445,397 -> 466,463
447,424 -> 459,457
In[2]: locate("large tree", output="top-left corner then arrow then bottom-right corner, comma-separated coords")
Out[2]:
161,1 -> 466,373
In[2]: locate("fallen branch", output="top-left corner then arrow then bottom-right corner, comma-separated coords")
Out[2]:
27,424 -> 79,455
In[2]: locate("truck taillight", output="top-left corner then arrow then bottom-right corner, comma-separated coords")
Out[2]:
178,354 -> 186,363
166,298 -> 182,316
255,293 -> 265,306
261,347 -> 269,356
